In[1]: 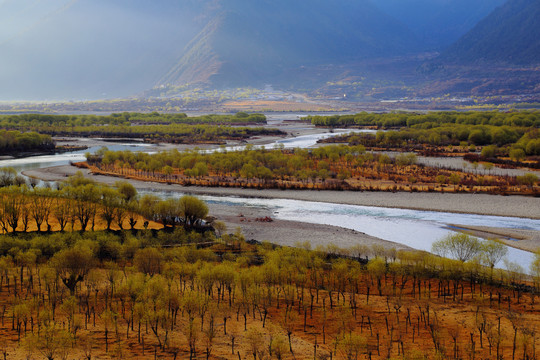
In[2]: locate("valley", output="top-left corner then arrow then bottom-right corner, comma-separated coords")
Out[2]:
1,0 -> 540,358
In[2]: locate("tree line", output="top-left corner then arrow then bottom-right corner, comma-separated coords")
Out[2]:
0,112 -> 276,145
0,130 -> 54,155
308,111 -> 540,128
0,170 -> 209,234
0,112 -> 267,129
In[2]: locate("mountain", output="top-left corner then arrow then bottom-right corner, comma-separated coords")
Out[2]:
157,0 -> 420,89
371,0 -> 506,49
1,0 -> 536,101
441,0 -> 540,65
2,0 -> 422,100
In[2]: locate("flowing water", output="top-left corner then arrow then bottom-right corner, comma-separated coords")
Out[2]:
149,190 -> 540,270
1,129 -> 538,271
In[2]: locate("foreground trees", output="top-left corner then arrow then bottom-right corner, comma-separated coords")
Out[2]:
52,246 -> 95,294
0,226 -> 537,359
139,194 -> 209,230
0,173 -> 215,235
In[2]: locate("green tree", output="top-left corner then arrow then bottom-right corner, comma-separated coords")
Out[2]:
23,323 -> 72,360
179,195 -> 209,229
509,148 -> 526,161
115,181 -> 137,203
52,246 -> 95,295
432,233 -> 482,262
480,239 -> 508,271
133,248 -> 163,276
517,173 -> 538,187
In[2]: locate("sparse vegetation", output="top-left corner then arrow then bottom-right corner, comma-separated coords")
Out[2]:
0,219 -> 537,359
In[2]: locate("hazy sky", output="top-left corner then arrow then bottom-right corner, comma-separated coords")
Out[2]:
0,0 -> 198,100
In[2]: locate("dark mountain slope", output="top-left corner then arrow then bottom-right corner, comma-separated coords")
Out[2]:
372,0 -> 505,49
442,0 -> 540,65
157,0 -> 421,88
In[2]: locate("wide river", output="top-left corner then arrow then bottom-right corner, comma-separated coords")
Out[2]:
1,127 -> 539,271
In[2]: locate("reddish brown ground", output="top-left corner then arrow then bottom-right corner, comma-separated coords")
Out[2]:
0,266 -> 538,359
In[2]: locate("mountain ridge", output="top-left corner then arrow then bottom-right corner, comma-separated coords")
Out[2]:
155,0 -> 421,89
441,0 -> 540,65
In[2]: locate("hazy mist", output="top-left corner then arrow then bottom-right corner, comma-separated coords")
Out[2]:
0,0 -> 511,101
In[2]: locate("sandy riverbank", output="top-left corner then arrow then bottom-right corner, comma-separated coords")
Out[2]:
23,164 -> 540,253
24,165 -> 408,251
449,224 -> 540,253
24,164 -> 540,219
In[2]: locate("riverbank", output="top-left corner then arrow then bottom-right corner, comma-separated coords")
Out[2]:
450,224 -> 540,253
23,164 -> 540,253
24,164 -> 408,251
24,164 -> 540,219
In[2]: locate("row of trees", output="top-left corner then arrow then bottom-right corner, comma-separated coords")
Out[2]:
330,126 -> 540,157
2,123 -> 283,144
308,110 -> 540,128
0,112 -> 277,145
0,172 -> 210,234
0,112 -> 267,129
86,145 -> 539,193
120,111 -> 267,125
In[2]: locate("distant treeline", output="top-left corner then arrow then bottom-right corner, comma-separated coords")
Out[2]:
308,111 -> 540,128
342,125 -> 540,155
0,130 -> 54,154
0,112 -> 266,130
314,111 -> 540,157
31,124 -> 282,143
0,112 -> 274,143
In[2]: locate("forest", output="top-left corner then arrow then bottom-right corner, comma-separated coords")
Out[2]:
83,145 -> 539,195
0,172 -> 538,359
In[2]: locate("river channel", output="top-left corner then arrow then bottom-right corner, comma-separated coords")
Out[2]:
1,127 -> 539,271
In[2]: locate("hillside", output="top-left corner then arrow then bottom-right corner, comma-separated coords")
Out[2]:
1,0 -> 539,101
155,0 -> 422,89
372,0 -> 505,49
442,0 -> 540,65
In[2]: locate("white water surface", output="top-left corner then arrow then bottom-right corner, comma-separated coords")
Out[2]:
150,190 -> 539,271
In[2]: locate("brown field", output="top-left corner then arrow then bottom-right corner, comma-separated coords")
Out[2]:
0,247 -> 538,360
223,100 -> 337,112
